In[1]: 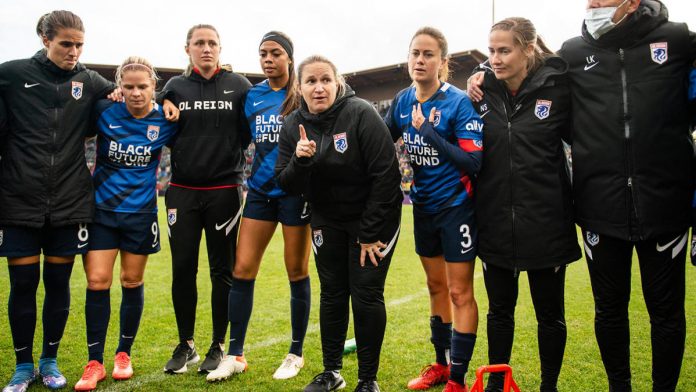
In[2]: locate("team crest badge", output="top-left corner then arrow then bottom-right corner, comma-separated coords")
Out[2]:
313,230 -> 323,247
0,230 -> 3,247
586,231 -> 600,247
650,42 -> 668,65
71,81 -> 83,100
147,125 -> 160,141
333,132 -> 348,154
534,99 -> 552,120
167,209 -> 177,226
433,110 -> 442,127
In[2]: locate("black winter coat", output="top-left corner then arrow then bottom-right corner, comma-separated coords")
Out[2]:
559,0 -> 696,240
160,69 -> 251,187
474,57 -> 581,270
0,51 -> 114,228
275,87 -> 402,243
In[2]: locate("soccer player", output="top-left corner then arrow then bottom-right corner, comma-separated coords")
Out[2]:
206,31 -> 311,382
73,56 -> 177,391
276,55 -> 402,392
472,18 -> 581,392
159,24 -> 252,375
0,11 -> 116,392
385,27 -> 483,392
468,1 -> 696,390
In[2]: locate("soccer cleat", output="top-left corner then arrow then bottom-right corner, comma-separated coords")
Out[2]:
272,353 -> 304,380
163,342 -> 199,374
354,379 -> 380,392
38,358 -> 67,390
443,379 -> 468,392
2,363 -> 36,392
197,342 -> 224,374
74,361 -> 106,391
112,352 -> 133,380
303,371 -> 346,392
206,355 -> 247,382
407,363 -> 450,390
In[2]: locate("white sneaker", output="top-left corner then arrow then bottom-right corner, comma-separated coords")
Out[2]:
206,355 -> 247,382
272,353 -> 304,380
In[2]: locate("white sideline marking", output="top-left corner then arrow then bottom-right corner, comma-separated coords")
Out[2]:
102,273 -> 482,391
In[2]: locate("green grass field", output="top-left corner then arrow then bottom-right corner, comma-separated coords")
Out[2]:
0,202 -> 694,391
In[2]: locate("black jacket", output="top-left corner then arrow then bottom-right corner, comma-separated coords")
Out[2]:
559,0 -> 696,240
0,51 -> 114,228
161,69 -> 251,187
474,57 -> 581,270
275,87 -> 402,243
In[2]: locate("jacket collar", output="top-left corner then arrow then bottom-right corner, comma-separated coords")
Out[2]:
581,0 -> 668,49
32,49 -> 84,77
298,84 -> 356,131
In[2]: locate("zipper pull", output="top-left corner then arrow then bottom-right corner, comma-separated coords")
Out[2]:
627,177 -> 632,187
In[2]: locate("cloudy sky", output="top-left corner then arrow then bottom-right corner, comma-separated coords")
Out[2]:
1,0 -> 694,74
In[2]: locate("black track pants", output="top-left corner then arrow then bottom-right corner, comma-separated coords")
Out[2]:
582,229 -> 687,392
312,219 -> 400,381
166,186 -> 241,343
483,263 -> 567,392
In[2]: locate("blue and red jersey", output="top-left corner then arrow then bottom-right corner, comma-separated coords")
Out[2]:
244,80 -> 286,198
92,100 -> 177,213
386,83 -> 483,213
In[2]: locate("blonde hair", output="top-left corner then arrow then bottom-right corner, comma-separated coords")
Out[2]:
115,56 -> 159,86
296,55 -> 347,108
410,26 -> 450,83
490,17 -> 554,74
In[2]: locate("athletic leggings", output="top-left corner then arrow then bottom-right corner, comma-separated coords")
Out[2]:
166,185 -> 241,344
582,229 -> 687,392
483,262 -> 567,392
312,218 -> 400,381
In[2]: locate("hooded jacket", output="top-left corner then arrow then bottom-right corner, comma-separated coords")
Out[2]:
473,56 -> 581,270
275,86 -> 402,243
559,0 -> 696,241
160,68 -> 251,187
0,50 -> 114,228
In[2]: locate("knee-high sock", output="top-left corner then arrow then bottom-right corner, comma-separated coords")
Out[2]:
227,277 -> 255,356
450,331 -> 476,385
289,277 -> 311,356
85,289 -> 110,363
41,262 -> 74,359
117,285 -> 144,355
8,263 -> 40,364
430,315 -> 452,366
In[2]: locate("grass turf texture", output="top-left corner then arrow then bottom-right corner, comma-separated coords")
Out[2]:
0,202 -> 694,391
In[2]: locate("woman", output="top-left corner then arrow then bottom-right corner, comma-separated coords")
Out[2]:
276,55 -> 402,392
385,27 -> 483,392
73,56 -> 177,391
0,11 -> 116,392
206,31 -> 311,382
472,18 -> 580,392
159,24 -> 252,375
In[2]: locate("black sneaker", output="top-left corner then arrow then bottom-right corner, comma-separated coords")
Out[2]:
303,371 -> 346,392
163,342 -> 200,374
198,342 -> 224,373
354,379 -> 380,392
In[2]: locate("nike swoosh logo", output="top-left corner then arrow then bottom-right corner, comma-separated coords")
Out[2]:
152,242 -> 159,248
400,113 -> 410,119
25,83 -> 40,88
14,347 -> 27,352
461,247 -> 474,254
215,217 -> 233,231
584,62 -> 599,71
121,335 -> 134,339
48,341 -> 60,346
656,235 -> 681,252
223,90 -> 234,94
253,101 -> 264,106
109,124 -> 122,129
88,342 -> 100,347
300,213 -> 310,219
479,110 -> 491,118
78,243 -> 88,249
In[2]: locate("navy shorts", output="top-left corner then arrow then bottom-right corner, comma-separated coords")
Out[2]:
242,188 -> 310,226
89,209 -> 160,255
413,202 -> 477,262
0,223 -> 90,258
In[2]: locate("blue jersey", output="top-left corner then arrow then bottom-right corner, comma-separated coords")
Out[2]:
244,80 -> 286,198
386,83 -> 483,213
92,100 -> 177,213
